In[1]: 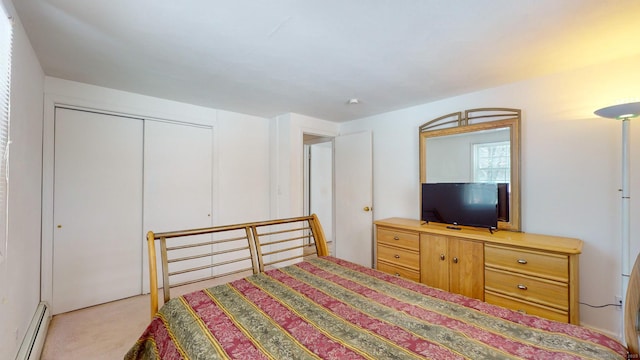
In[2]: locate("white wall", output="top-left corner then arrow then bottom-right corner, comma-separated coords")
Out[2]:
216,109 -> 271,224
340,53 -> 640,338
270,113 -> 339,219
0,1 -> 45,357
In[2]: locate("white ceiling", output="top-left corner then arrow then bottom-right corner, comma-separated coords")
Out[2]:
12,0 -> 640,122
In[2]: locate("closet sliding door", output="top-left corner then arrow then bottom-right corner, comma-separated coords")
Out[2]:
52,108 -> 143,314
142,120 -> 213,293
52,109 -> 213,313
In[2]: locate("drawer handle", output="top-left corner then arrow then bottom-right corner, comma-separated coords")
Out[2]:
517,309 -> 527,314
394,273 -> 401,277
452,257 -> 458,264
440,254 -> 445,261
393,236 -> 400,240
517,284 -> 528,290
394,254 -> 400,259
517,259 -> 528,265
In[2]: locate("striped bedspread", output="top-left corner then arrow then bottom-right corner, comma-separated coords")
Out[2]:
126,256 -> 627,359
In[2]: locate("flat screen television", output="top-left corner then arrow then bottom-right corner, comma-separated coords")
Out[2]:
421,182 -> 507,230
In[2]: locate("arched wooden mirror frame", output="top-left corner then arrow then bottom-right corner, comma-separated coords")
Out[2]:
419,108 -> 521,232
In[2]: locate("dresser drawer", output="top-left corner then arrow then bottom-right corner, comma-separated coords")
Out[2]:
377,261 -> 420,282
485,291 -> 568,323
485,245 -> 568,282
377,227 -> 419,251
485,268 -> 568,310
377,244 -> 419,270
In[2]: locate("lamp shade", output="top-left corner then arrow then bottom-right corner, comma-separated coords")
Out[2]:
594,102 -> 640,120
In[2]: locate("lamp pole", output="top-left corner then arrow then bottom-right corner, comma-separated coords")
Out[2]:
621,116 -> 630,319
594,101 -> 640,340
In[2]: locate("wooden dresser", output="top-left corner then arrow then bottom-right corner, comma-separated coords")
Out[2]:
374,217 -> 583,324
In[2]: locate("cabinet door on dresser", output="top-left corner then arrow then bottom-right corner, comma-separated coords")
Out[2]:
420,234 -> 484,300
419,234 -> 449,291
375,227 -> 420,282
448,238 -> 484,299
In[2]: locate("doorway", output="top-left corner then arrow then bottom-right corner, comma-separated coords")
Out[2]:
303,134 -> 334,255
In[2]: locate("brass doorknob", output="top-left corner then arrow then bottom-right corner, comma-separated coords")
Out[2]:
363,206 -> 371,212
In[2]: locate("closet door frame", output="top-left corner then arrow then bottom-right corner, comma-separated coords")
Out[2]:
41,96 -> 218,310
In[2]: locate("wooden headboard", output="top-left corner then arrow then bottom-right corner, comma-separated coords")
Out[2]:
146,214 -> 329,318
625,253 -> 640,355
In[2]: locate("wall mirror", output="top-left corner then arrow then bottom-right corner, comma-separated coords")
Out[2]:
419,108 -> 521,231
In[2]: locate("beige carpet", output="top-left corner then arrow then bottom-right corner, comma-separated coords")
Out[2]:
40,273 -> 252,360
41,294 -> 150,360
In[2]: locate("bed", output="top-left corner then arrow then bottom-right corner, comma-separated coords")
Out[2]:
126,215 -> 635,359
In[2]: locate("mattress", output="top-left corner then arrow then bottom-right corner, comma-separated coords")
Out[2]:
126,256 -> 627,359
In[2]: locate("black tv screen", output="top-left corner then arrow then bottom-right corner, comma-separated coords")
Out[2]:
421,183 -> 499,229
497,183 -> 509,222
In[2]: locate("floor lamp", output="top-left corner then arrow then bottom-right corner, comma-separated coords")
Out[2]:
594,101 -> 640,339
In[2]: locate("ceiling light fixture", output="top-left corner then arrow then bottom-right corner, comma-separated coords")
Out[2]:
347,98 -> 359,105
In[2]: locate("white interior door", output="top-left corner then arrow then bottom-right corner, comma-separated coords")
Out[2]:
142,120 -> 213,292
307,142 -> 334,244
335,131 -> 373,267
53,108 -> 143,314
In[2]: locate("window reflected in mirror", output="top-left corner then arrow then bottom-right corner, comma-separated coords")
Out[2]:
426,127 -> 510,184
473,140 -> 510,183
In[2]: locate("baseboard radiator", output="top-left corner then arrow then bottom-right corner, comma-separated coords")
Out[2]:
15,302 -> 51,360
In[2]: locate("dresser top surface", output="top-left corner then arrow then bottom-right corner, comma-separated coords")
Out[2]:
374,217 -> 583,254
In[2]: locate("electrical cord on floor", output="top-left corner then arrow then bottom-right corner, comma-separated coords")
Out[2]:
579,301 -> 622,309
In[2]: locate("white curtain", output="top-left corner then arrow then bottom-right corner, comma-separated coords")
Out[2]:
0,3 -> 12,263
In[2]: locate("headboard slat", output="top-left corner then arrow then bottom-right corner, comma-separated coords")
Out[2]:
146,214 -> 328,318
